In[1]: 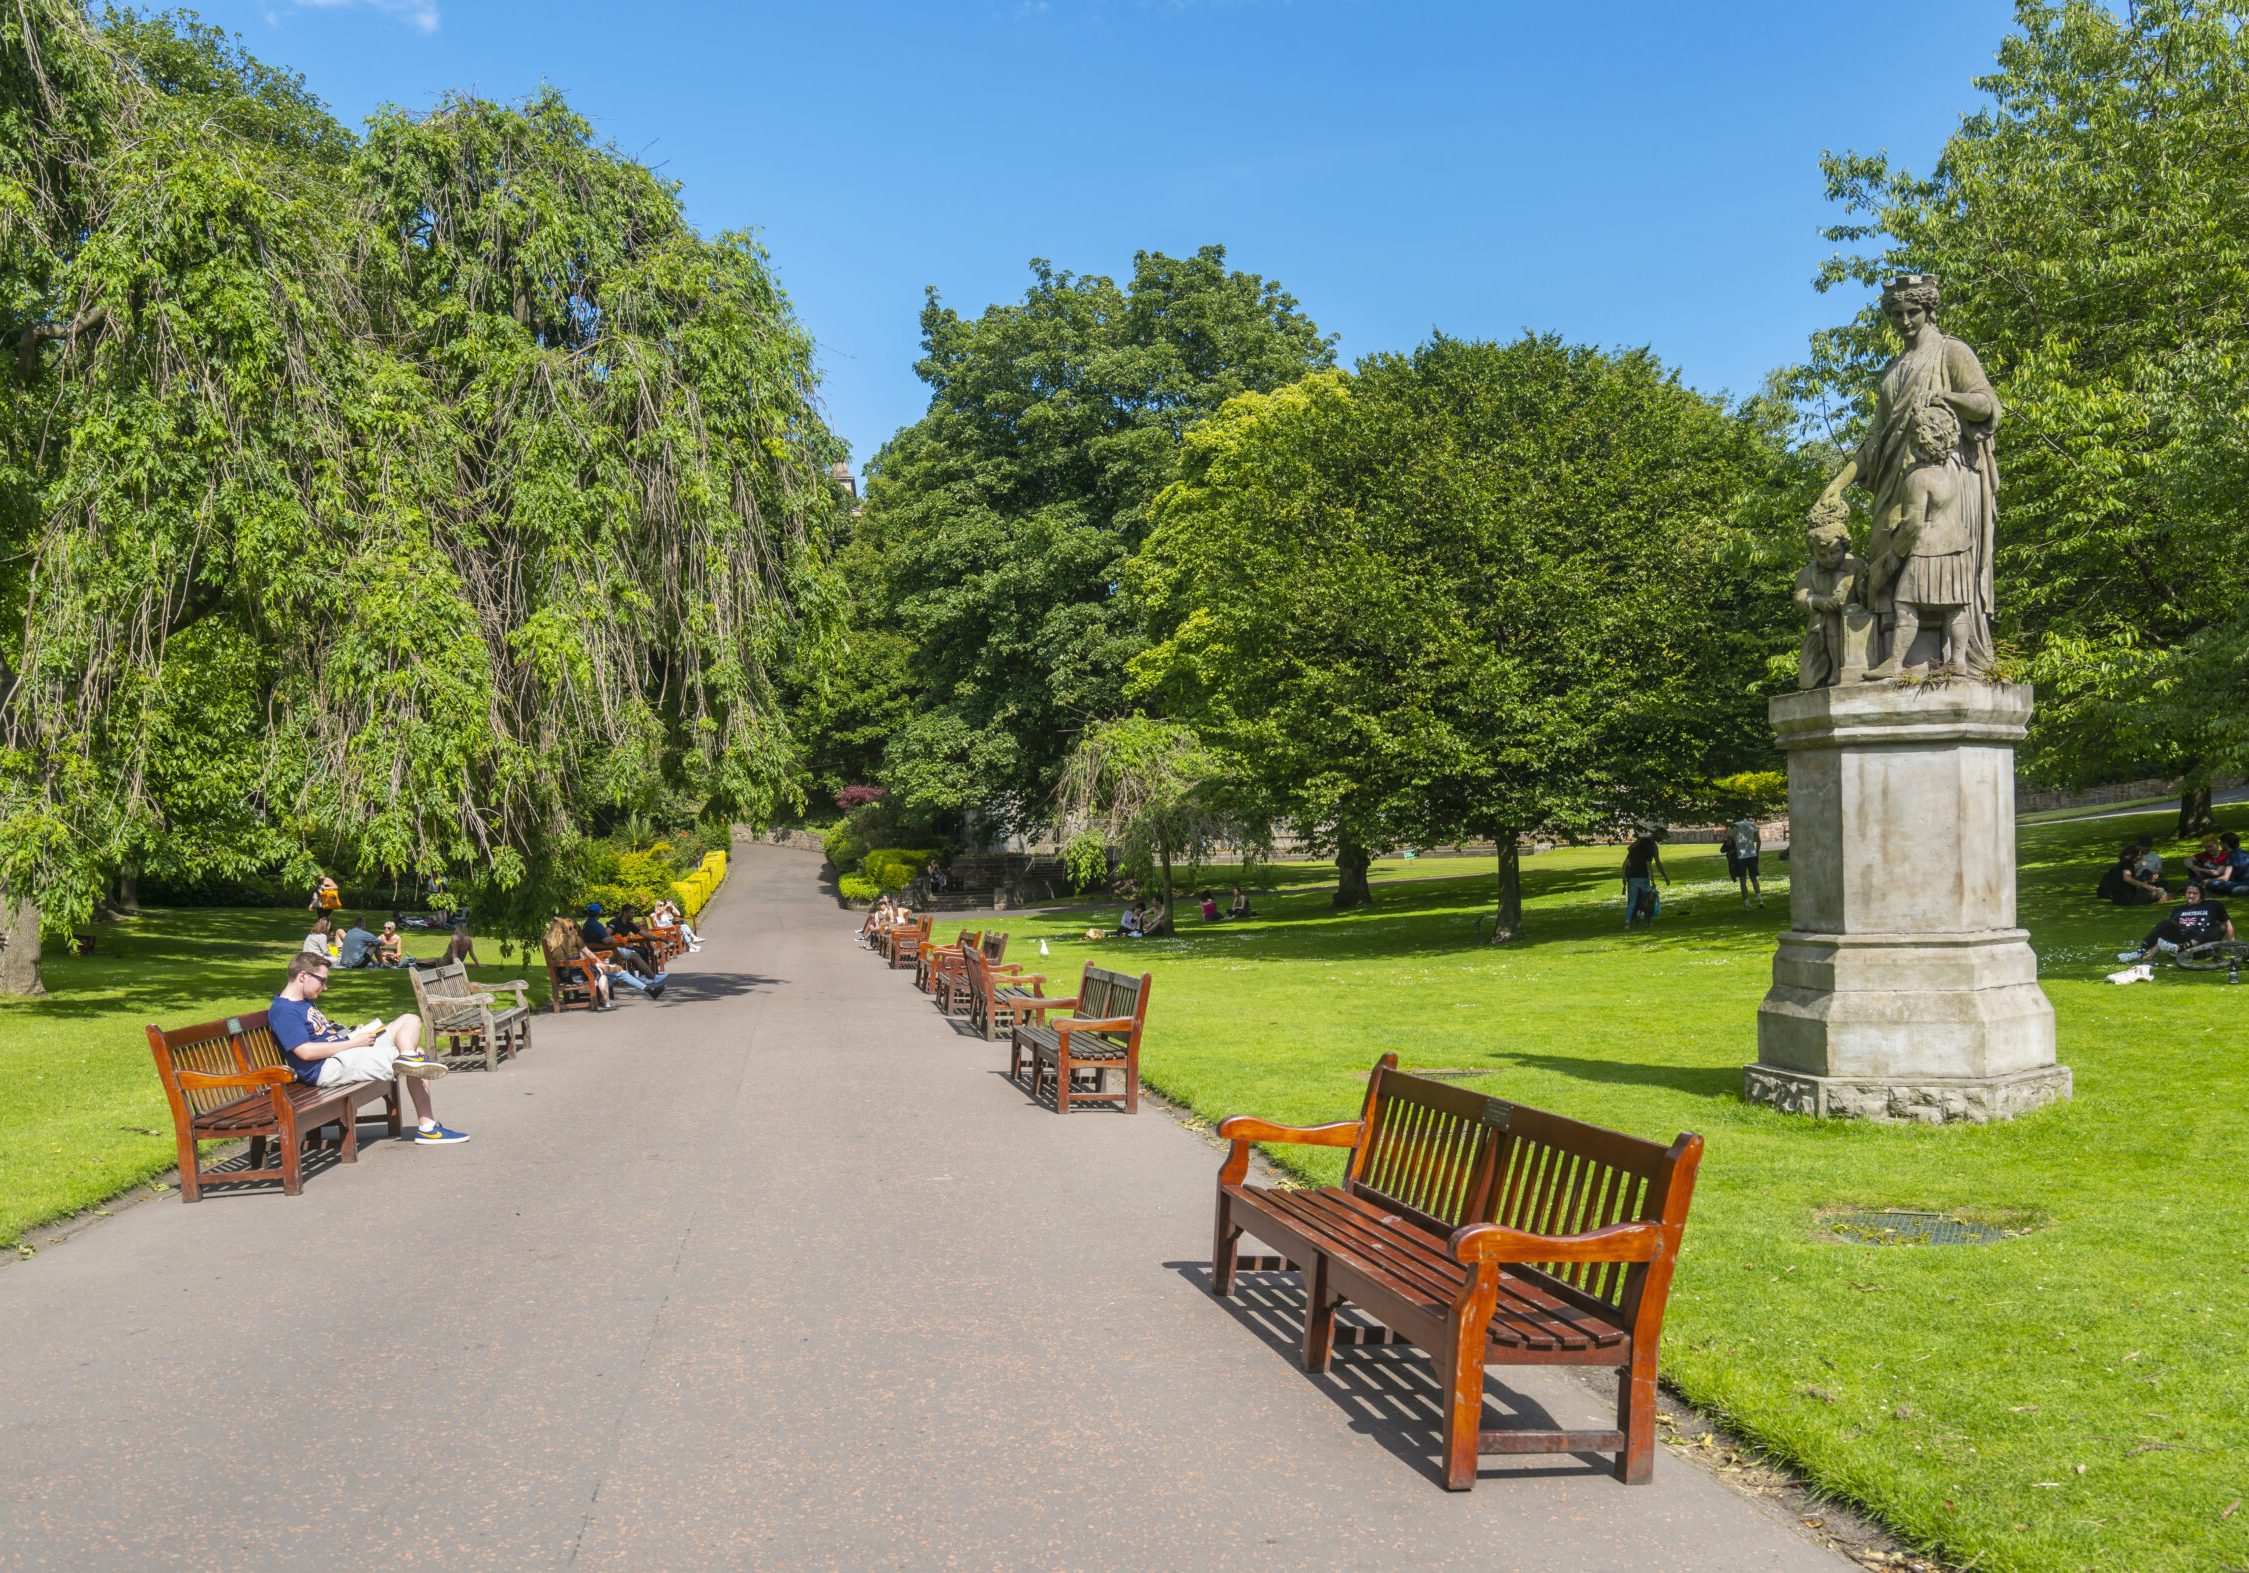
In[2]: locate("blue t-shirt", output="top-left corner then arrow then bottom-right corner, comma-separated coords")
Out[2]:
336,927 -> 377,967
582,918 -> 612,947
268,995 -> 349,1085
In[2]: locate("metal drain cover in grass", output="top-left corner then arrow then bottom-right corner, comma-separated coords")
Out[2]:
1829,1210 -> 2012,1247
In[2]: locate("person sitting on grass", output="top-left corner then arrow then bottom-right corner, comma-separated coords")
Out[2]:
302,915 -> 334,957
1142,899 -> 1169,936
334,915 -> 382,968
375,920 -> 407,968
2097,841 -> 2167,906
1199,890 -> 1220,922
2208,831 -> 2249,898
2117,881 -> 2234,963
2187,835 -> 2229,887
1230,885 -> 1253,920
269,952 -> 466,1144
438,924 -> 478,967
652,897 -> 702,952
1118,902 -> 1147,938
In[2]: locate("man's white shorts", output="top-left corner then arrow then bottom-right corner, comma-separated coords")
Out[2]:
314,1030 -> 400,1087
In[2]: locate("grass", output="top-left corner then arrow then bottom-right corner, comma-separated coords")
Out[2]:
3,817 -> 2242,1569
976,809 -> 2248,1573
0,914 -> 544,1245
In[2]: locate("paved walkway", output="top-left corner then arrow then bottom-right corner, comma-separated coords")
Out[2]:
0,845 -> 1844,1570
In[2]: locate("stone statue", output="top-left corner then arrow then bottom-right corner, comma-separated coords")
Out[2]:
1793,501 -> 1872,689
1814,274 -> 2000,677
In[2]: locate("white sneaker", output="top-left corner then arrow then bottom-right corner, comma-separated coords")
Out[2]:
393,1055 -> 449,1081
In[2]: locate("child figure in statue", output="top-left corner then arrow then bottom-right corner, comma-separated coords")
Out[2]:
1877,401 -> 1976,675
1792,501 -> 1868,689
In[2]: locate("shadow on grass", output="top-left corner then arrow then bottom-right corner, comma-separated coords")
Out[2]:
1164,1262 -> 1614,1487
1499,1052 -> 1742,1102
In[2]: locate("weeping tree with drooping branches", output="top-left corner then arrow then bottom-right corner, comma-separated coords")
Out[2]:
0,5 -> 845,993
1055,715 -> 1240,938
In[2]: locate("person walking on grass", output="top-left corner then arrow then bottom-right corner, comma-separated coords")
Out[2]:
1728,816 -> 1765,909
268,952 -> 467,1144
1622,829 -> 1670,928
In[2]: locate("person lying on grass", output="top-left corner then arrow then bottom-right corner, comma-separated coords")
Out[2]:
2116,881 -> 2234,964
269,952 -> 467,1144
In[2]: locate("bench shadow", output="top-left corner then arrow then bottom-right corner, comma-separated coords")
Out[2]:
645,970 -> 781,1004
1499,1052 -> 1742,1102
986,1067 -> 1132,1114
1162,1261 -> 1615,1488
189,1113 -> 409,1197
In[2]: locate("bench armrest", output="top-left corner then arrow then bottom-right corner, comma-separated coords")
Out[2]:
1216,1117 -> 1363,1187
996,975 -> 1047,991
468,978 -> 530,993
1447,1219 -> 1666,1266
1055,1016 -> 1135,1034
177,1066 -> 296,1091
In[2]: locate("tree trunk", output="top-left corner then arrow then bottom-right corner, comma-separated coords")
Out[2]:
115,870 -> 139,912
1,896 -> 46,997
1490,832 -> 1523,945
1155,841 -> 1176,936
2177,780 -> 2215,838
1334,844 -> 1373,909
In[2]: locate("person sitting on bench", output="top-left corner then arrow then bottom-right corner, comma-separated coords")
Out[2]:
651,898 -> 703,953
2117,881 -> 2234,962
269,952 -> 467,1144
582,902 -> 663,983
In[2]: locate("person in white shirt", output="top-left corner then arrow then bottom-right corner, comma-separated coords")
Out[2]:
1727,818 -> 1764,909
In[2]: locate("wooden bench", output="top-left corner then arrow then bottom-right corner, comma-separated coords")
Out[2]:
885,914 -> 932,972
146,1010 -> 402,1201
1210,1054 -> 1702,1491
963,943 -> 1047,1040
1007,964 -> 1151,1114
408,959 -> 532,1070
934,932 -> 1007,1017
917,927 -> 979,994
542,938 -> 603,1012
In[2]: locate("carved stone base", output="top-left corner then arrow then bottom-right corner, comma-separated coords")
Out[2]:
1742,1063 -> 2072,1125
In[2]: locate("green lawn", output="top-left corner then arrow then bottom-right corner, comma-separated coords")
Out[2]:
0,913 -> 544,1244
984,811 -> 2246,1573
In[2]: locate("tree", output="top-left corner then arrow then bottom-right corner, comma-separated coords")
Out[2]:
851,247 -> 1333,834
1055,716 -> 1236,937
0,8 -> 844,991
1801,0 -> 2249,830
1135,338 -> 1803,940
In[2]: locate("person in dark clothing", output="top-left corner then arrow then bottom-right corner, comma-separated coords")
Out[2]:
581,902 -> 662,982
2097,841 -> 2166,906
1621,831 -> 1670,927
2118,882 -> 2234,962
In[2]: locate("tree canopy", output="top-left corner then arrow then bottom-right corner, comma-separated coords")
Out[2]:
0,5 -> 844,989
1802,0 -> 2249,822
829,246 -> 1334,832
1135,338 -> 1805,935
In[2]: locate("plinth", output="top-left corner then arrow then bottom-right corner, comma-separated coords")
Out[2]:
1746,680 -> 2068,1123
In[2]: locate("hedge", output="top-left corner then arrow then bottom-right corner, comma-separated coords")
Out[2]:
861,847 -> 936,893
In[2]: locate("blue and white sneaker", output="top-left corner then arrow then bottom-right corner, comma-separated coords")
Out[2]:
412,1123 -> 470,1144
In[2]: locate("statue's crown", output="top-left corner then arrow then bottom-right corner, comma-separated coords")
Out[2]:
1882,272 -> 1940,293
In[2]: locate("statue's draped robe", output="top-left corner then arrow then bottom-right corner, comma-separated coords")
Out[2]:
1854,333 -> 2000,672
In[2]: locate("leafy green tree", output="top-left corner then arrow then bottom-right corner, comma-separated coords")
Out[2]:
1135,338 -> 1802,939
853,247 -> 1333,833
1802,0 -> 2249,831
1055,715 -> 1235,937
0,7 -> 843,992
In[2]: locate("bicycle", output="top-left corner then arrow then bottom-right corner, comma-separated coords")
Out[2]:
2175,938 -> 2249,976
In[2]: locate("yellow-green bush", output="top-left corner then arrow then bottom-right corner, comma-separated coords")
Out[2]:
837,872 -> 879,904
861,847 -> 934,893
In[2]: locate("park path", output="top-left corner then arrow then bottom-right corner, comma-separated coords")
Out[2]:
0,844 -> 1845,1571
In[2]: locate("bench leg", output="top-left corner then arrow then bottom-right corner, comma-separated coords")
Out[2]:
1442,1281 -> 1498,1491
1302,1253 -> 1338,1374
280,1122 -> 305,1197
340,1109 -> 360,1164
1124,1046 -> 1140,1115
1615,1347 -> 1657,1484
1052,1050 -> 1068,1114
1211,1194 -> 1240,1297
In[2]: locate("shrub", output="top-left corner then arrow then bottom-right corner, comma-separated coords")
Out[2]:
834,784 -> 886,812
837,872 -> 879,904
862,848 -> 935,893
822,820 -> 864,874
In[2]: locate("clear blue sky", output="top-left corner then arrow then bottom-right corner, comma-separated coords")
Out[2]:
178,0 -> 2020,474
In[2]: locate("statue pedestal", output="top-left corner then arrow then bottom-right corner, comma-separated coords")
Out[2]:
1746,681 -> 2067,1124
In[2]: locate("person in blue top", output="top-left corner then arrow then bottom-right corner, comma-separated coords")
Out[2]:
269,952 -> 468,1144
580,902 -> 663,986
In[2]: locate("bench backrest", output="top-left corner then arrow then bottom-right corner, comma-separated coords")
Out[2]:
981,932 -> 1008,963
1071,964 -> 1151,1047
1345,1054 -> 1699,1326
146,1011 -> 285,1119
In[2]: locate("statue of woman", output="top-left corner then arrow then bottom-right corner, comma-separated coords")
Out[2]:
1814,275 -> 2000,676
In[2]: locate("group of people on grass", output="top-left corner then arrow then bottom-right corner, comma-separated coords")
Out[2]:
302,912 -> 475,970
1119,886 -> 1253,936
2100,831 -> 2249,907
